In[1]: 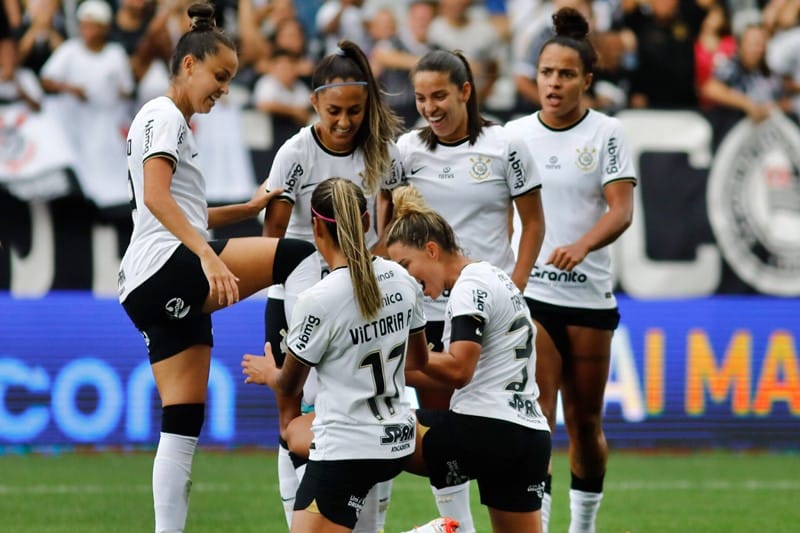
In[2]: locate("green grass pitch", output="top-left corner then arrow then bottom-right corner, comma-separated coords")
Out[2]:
1,449 -> 798,532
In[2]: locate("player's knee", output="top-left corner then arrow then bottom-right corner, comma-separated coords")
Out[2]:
273,239 -> 316,284
162,403 -> 205,437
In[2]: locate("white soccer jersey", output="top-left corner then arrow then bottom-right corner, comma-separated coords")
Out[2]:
445,262 -> 549,432
285,257 -> 426,461
397,124 -> 541,320
266,125 -> 402,251
505,110 -> 637,309
119,96 -> 207,301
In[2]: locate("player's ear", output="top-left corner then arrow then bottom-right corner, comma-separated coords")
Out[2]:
424,240 -> 439,260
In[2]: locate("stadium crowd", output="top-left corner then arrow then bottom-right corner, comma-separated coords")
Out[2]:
2,0 -> 800,212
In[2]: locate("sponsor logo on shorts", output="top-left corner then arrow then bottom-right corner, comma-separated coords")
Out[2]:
347,494 -> 365,510
531,265 -> 588,284
164,297 -> 190,319
528,481 -> 545,499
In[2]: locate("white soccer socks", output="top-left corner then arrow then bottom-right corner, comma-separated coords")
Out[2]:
277,442 -> 299,527
152,432 -> 198,533
431,483 -> 475,533
568,488 -> 603,533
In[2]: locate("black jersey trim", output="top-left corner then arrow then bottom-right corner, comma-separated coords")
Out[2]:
287,349 -> 315,367
603,176 -> 637,187
143,151 -> 177,171
436,136 -> 471,148
450,314 -> 486,344
311,125 -> 357,157
536,109 -> 590,132
410,325 -> 426,335
511,183 -> 542,199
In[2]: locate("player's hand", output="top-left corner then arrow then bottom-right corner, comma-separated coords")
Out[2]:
546,242 -> 589,271
248,184 -> 284,217
200,251 -> 240,307
242,342 -> 278,387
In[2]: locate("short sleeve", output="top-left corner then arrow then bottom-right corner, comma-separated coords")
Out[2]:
601,119 -> 637,186
285,291 -> 330,366
505,130 -> 542,197
138,104 -> 183,167
448,271 -> 491,323
410,282 -> 427,332
382,142 -> 404,190
266,141 -> 306,203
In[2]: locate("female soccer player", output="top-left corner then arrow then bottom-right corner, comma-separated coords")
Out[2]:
390,48 -> 546,532
242,178 -> 428,533
259,38 -> 404,528
385,185 -> 551,533
118,5 -> 319,531
505,7 -> 637,532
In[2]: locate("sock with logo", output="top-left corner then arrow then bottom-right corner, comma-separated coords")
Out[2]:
541,473 -> 552,533
568,472 -> 604,533
431,483 -> 475,533
352,484 -> 379,533
376,479 -> 393,532
277,439 -> 299,528
153,432 -> 198,533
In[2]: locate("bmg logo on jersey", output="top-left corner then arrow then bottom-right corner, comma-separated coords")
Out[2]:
508,150 -> 526,189
164,297 -> 190,319
284,162 -> 304,193
380,415 -> 415,452
472,289 -> 487,311
605,136 -> 619,174
293,314 -> 320,351
143,119 -> 154,155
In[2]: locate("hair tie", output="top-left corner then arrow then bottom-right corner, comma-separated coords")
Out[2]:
335,46 -> 346,57
313,81 -> 368,93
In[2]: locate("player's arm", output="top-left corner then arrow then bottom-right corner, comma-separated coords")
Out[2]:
547,179 -> 634,271
263,197 -> 293,237
207,186 -> 284,229
404,328 -> 429,371
511,188 -> 544,292
406,315 -> 483,389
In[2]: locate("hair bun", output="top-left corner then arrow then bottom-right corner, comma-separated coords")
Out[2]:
187,2 -> 216,32
392,185 -> 428,218
552,7 -> 589,40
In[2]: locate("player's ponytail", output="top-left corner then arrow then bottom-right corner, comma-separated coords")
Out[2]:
170,3 -> 236,77
386,186 -> 459,253
311,178 -> 381,319
539,6 -> 597,74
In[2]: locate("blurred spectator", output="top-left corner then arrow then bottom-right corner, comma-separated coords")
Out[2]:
593,29 -> 637,112
695,1 -> 736,107
702,22 -> 789,121
624,0 -> 710,109
270,17 -> 317,81
0,62 -> 43,111
14,0 -> 66,75
108,0 -> 155,56
368,0 -> 437,127
252,47 -> 312,126
238,0 -> 296,75
766,1 -> 800,118
2,0 -> 20,79
39,0 -> 134,208
427,0 -> 503,104
513,0 -> 595,111
316,0 -> 368,54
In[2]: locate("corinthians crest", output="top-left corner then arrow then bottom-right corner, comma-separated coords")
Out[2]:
575,146 -> 598,172
469,155 -> 491,181
707,113 -> 800,296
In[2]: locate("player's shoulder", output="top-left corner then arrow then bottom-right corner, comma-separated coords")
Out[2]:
585,109 -> 623,131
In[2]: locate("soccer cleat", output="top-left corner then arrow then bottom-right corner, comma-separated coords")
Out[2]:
401,517 -> 459,533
